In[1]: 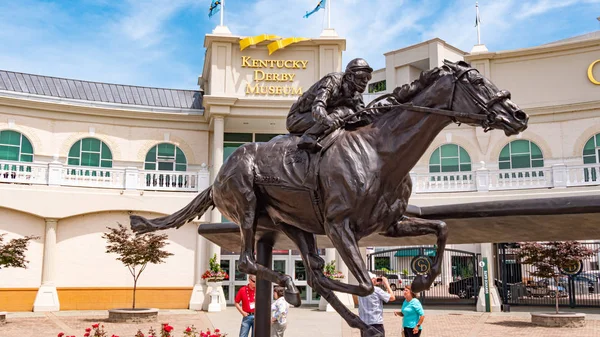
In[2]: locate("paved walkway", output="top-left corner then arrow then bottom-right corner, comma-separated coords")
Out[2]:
2,306 -> 600,337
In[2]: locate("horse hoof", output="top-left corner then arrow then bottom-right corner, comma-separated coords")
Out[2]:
411,274 -> 431,293
362,326 -> 384,337
284,290 -> 302,307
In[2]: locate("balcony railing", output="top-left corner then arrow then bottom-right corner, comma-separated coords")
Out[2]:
2,159 -> 600,194
0,160 -> 210,192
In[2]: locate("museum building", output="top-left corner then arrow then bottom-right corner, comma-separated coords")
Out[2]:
0,25 -> 599,311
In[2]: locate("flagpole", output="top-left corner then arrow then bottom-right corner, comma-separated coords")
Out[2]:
327,0 -> 331,29
476,1 -> 481,45
220,0 -> 224,27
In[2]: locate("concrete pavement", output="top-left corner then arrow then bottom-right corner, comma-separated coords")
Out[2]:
1,305 -> 600,337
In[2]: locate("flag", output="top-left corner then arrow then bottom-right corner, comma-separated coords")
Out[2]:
475,3 -> 481,27
209,0 -> 221,18
303,0 -> 326,19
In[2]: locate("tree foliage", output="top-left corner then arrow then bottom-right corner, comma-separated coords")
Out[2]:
516,241 -> 596,313
0,234 -> 39,269
103,224 -> 173,308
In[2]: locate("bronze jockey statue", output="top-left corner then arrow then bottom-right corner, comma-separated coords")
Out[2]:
286,58 -> 373,152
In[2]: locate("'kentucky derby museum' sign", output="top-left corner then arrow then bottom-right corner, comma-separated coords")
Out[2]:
242,56 -> 307,96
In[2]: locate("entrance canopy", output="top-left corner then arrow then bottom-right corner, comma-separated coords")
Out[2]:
198,194 -> 600,251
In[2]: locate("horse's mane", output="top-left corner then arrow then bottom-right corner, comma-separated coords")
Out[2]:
392,66 -> 446,103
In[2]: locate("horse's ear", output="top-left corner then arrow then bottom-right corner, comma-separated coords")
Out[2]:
456,60 -> 472,68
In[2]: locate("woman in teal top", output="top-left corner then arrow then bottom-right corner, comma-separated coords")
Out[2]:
394,285 -> 424,337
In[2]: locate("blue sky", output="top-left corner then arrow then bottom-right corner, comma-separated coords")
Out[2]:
0,0 -> 599,90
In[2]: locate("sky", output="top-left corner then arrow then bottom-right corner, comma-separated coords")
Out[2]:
0,0 -> 599,90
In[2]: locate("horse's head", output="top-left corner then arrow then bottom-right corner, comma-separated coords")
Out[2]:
441,60 -> 528,136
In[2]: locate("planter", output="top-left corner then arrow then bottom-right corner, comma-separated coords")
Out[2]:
108,308 -> 158,323
0,311 -> 6,324
531,312 -> 586,327
206,281 -> 226,312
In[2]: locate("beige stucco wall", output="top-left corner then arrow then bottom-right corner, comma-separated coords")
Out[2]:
467,40 -> 600,109
0,209 -> 45,288
0,104 -> 209,166
55,211 -> 196,287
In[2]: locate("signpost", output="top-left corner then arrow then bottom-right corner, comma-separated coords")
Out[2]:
480,258 -> 491,312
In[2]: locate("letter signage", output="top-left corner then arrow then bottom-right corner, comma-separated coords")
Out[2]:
242,56 -> 307,96
588,59 -> 600,85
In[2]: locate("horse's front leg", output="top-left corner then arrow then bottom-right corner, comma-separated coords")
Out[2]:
381,216 -> 448,293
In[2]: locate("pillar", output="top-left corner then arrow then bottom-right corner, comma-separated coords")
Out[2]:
476,243 -> 501,312
189,226 -> 208,310
33,219 -> 60,311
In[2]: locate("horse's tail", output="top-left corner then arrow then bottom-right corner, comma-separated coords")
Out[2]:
130,186 -> 215,234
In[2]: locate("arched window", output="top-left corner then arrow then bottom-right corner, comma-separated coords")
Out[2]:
582,134 -> 600,182
429,144 -> 472,173
144,143 -> 187,171
498,140 -> 543,170
67,138 -> 113,168
582,134 -> 600,164
0,130 -> 33,162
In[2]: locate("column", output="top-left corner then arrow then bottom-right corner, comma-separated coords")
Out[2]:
476,243 -> 501,312
33,219 -> 60,311
189,226 -> 208,310
202,115 -> 226,311
210,115 -> 225,224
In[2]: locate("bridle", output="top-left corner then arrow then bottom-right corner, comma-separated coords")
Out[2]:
355,67 -> 512,131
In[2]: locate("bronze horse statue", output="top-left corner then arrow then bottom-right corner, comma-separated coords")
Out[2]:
131,60 -> 528,336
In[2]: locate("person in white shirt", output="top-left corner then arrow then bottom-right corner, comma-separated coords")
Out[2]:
271,286 -> 289,337
358,272 -> 396,337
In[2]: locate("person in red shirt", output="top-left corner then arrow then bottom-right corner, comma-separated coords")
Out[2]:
235,274 -> 256,337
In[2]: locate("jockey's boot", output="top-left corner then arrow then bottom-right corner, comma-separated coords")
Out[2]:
297,134 -> 322,153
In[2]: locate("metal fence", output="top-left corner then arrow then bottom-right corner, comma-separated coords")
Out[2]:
367,247 -> 480,305
497,242 -> 600,308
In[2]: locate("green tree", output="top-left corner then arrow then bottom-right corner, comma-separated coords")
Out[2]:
0,234 -> 39,269
516,241 -> 596,314
103,224 -> 173,309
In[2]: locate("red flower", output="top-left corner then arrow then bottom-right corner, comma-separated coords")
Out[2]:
92,323 -> 99,328
58,333 -> 65,337
214,329 -> 220,333
85,328 -> 91,332
164,325 -> 174,332
84,333 -> 90,337
111,335 -> 119,337
186,327 -> 192,332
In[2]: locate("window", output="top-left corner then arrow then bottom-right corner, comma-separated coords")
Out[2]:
368,80 -> 386,93
67,138 -> 112,168
498,140 -> 543,170
583,134 -> 600,164
144,143 -> 187,171
582,134 -> 600,182
429,144 -> 471,173
0,130 -> 33,162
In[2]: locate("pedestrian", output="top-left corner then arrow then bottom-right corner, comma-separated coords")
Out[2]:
358,272 -> 396,337
234,274 -> 256,337
394,285 -> 424,337
271,285 -> 289,337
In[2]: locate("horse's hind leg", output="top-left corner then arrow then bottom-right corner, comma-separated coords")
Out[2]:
381,216 -> 448,293
278,224 -> 382,337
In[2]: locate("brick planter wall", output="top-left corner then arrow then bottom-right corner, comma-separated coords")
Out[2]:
108,308 -> 158,323
531,312 -> 586,327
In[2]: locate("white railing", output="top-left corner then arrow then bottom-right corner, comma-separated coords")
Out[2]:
567,164 -> 600,187
140,170 -> 199,192
489,167 -> 553,190
412,172 -> 476,193
0,160 -> 48,185
2,160 -> 600,194
61,166 -> 125,189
